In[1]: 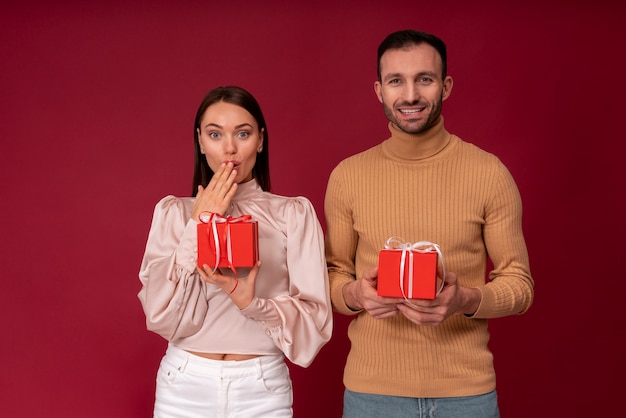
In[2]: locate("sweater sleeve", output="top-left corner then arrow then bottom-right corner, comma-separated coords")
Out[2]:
240,197 -> 333,367
137,196 -> 210,340
471,162 -> 534,318
324,163 -> 363,315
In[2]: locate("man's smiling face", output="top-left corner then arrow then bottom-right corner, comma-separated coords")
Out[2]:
374,43 -> 453,134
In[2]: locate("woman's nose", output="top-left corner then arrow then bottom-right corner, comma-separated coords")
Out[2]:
223,137 -> 237,154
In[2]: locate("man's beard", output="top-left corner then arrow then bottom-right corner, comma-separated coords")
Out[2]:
383,95 -> 443,134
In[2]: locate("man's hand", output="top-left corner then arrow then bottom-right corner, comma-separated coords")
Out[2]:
343,268 -> 403,319
396,271 -> 481,325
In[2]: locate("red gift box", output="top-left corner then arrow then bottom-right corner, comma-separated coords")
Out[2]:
197,213 -> 259,275
377,238 -> 444,300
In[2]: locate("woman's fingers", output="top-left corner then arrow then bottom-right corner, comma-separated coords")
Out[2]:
208,162 -> 235,192
192,163 -> 238,217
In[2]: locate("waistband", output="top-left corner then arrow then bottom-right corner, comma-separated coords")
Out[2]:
164,343 -> 285,379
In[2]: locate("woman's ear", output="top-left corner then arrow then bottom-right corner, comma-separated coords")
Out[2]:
197,128 -> 205,153
258,128 -> 264,153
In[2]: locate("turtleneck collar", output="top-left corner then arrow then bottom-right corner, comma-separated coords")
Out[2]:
231,178 -> 264,202
382,116 -> 452,161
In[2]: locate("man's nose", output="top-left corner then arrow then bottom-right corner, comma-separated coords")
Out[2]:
402,84 -> 420,103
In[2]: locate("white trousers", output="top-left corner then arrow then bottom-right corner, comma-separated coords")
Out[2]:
154,344 -> 293,418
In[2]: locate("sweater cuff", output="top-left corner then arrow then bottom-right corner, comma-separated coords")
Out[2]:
466,286 -> 488,318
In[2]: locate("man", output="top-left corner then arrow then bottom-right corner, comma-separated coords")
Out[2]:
324,29 -> 534,417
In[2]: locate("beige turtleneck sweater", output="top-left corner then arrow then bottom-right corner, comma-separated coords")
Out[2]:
324,116 -> 533,397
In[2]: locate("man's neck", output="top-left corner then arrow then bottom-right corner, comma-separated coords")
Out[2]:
385,116 -> 450,160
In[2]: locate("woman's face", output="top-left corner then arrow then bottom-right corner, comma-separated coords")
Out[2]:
197,101 -> 264,184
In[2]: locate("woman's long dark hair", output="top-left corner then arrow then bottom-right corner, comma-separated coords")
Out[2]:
192,86 -> 271,196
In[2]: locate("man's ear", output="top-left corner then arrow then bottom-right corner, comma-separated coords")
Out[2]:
374,81 -> 383,103
442,76 -> 454,101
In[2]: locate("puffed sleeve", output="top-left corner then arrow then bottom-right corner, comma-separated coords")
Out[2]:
240,198 -> 333,367
138,196 -> 209,340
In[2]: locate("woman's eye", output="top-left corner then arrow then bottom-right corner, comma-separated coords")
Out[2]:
208,132 -> 220,139
237,131 -> 250,139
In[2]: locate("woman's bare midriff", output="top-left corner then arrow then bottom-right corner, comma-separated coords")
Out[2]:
187,351 -> 261,361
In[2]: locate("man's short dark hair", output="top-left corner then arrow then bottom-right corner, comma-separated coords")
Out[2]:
377,30 -> 448,80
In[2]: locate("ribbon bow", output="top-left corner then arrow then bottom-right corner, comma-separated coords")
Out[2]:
383,237 -> 446,302
199,212 -> 252,276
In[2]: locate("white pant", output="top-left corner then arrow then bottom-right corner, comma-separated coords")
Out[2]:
154,344 -> 293,418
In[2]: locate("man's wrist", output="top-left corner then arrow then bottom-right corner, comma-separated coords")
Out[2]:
343,281 -> 362,311
462,287 -> 481,316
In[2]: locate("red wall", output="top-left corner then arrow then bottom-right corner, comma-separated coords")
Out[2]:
2,1 -> 625,416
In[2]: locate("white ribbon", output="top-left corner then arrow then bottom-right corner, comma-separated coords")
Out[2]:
209,215 -> 232,274
383,237 -> 446,301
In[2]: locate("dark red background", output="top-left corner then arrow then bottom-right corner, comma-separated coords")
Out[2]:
2,1 -> 624,416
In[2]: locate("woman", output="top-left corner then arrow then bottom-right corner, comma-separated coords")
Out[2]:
138,86 -> 332,417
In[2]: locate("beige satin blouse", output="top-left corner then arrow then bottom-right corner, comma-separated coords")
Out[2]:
138,180 -> 332,367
